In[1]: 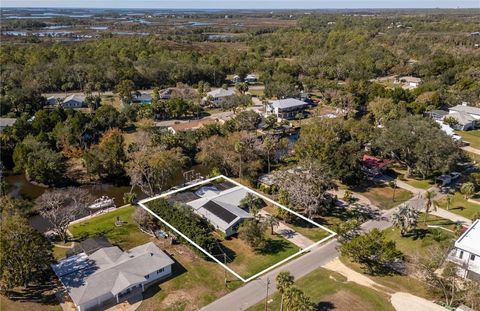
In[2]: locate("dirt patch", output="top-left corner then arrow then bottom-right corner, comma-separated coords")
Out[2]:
317,289 -> 379,311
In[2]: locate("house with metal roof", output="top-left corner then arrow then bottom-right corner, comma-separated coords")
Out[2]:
204,88 -> 235,105
185,185 -> 255,237
448,219 -> 480,282
52,242 -> 174,311
267,98 -> 310,120
63,94 -> 85,108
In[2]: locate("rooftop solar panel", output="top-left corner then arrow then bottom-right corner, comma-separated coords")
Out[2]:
202,200 -> 237,224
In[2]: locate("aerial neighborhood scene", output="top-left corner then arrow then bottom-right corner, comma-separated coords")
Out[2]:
1,1 -> 480,311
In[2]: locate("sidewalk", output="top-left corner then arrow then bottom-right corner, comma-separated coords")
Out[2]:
258,210 -> 315,249
430,207 -> 472,226
462,146 -> 480,155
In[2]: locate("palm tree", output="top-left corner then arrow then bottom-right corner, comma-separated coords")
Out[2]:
446,194 -> 452,211
424,190 -> 437,224
391,204 -> 419,236
234,141 -> 245,178
284,286 -> 309,311
264,214 -> 280,235
239,193 -> 263,217
276,271 -> 294,311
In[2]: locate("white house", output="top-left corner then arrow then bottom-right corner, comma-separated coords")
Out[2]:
394,76 -> 422,89
448,219 -> 480,282
0,118 -> 17,132
204,88 -> 235,105
267,98 -> 310,120
171,184 -> 255,237
447,103 -> 480,131
63,94 -> 85,108
244,74 -> 257,83
52,242 -> 174,311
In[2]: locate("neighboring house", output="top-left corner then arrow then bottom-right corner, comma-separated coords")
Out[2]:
232,75 -> 242,83
361,155 -> 391,177
448,219 -> 480,282
67,236 -> 113,257
184,185 -> 256,237
0,118 -> 17,132
426,109 -> 449,121
46,96 -> 58,107
204,88 -> 235,105
132,92 -> 152,105
244,74 -> 257,83
167,119 -> 218,134
52,242 -> 174,311
447,103 -> 480,130
394,76 -> 422,89
63,94 -> 85,108
267,98 -> 310,120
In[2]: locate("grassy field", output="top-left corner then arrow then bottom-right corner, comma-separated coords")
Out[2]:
341,258 -> 435,301
382,213 -> 456,259
0,296 -> 62,311
138,242 -> 242,311
435,192 -> 480,220
248,268 -> 394,311
457,130 -> 480,149
220,231 -> 299,279
263,205 -> 331,242
389,166 -> 434,190
353,182 -> 413,210
69,205 -> 151,250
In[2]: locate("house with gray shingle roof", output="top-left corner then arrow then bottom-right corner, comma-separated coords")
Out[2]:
52,242 -> 174,311
185,185 -> 255,237
267,98 -> 310,120
63,94 -> 85,108
447,103 -> 480,130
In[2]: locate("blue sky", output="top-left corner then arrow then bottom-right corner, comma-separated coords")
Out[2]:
3,0 -> 479,9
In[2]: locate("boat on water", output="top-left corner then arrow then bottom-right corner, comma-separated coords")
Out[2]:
88,196 -> 115,209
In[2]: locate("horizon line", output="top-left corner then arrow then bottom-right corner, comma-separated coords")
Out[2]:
2,7 -> 479,10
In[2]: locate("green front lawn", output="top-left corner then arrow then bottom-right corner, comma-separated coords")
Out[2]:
69,205 -> 150,250
288,217 -> 332,242
435,192 -> 480,220
382,213 -> 456,259
248,268 -> 394,311
457,130 -> 480,149
389,166 -> 434,190
353,182 -> 413,210
220,231 -> 299,279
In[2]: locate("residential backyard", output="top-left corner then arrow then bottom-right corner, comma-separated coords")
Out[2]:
248,267 -> 395,311
69,205 -> 151,250
435,192 -> 480,220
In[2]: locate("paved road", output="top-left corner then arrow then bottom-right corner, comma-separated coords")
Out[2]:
202,206 -> 397,311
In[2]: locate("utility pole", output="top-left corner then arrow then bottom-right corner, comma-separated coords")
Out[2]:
264,277 -> 270,311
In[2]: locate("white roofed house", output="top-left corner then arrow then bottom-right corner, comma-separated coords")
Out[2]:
52,242 -> 174,311
267,98 -> 310,120
0,118 -> 17,132
63,94 -> 85,109
448,219 -> 480,282
204,88 -> 235,106
182,185 -> 256,237
447,103 -> 480,131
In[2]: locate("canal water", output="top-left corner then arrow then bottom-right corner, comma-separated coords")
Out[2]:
5,165 -> 210,232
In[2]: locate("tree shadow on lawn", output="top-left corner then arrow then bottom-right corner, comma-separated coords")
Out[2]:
3,273 -> 60,305
257,238 -> 290,255
316,301 -> 336,311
